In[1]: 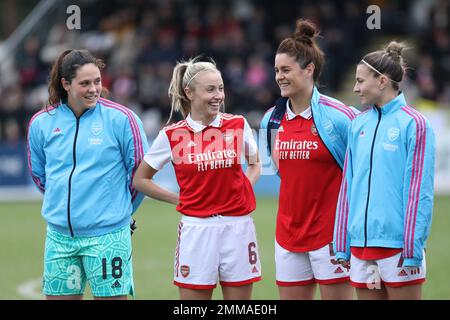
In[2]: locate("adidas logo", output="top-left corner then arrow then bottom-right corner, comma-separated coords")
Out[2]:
187,141 -> 196,147
359,130 -> 365,137
53,127 -> 62,135
334,266 -> 344,274
410,268 -> 420,275
398,269 -> 408,277
278,126 -> 284,132
111,280 -> 121,288
252,266 -> 259,273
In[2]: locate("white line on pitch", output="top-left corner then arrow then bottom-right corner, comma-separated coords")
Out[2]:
17,278 -> 43,300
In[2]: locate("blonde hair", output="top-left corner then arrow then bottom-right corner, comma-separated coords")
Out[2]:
167,56 -> 221,123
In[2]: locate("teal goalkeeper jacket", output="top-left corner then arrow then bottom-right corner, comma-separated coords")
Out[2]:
333,93 -> 435,267
27,98 -> 148,237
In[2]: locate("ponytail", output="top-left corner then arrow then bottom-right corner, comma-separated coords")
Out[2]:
167,56 -> 220,123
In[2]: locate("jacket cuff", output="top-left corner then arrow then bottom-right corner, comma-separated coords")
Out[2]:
336,251 -> 350,261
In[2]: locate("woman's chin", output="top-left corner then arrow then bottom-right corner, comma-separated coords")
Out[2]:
359,98 -> 367,106
87,102 -> 99,109
208,108 -> 220,116
279,89 -> 290,97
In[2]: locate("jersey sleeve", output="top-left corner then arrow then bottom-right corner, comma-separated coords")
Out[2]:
144,129 -> 172,171
243,118 -> 258,157
402,119 -> 435,267
27,118 -> 46,193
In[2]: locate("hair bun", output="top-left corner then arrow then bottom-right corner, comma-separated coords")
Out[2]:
384,41 -> 408,62
294,19 -> 318,43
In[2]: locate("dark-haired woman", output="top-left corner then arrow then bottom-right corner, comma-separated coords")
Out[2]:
334,42 -> 435,300
260,19 -> 355,300
27,49 -> 148,299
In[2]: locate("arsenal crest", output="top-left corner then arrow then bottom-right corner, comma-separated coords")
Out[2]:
388,127 -> 400,141
91,121 -> 103,136
180,265 -> 190,277
222,132 -> 234,143
311,124 -> 318,136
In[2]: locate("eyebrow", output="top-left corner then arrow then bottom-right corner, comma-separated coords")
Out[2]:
79,77 -> 101,82
275,65 -> 291,69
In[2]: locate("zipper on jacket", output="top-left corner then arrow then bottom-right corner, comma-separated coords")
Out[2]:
67,117 -> 80,237
364,107 -> 382,246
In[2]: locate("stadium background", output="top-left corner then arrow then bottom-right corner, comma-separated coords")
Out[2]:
0,0 -> 449,299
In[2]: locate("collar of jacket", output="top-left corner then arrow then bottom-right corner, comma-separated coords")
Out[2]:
374,92 -> 406,115
311,85 -> 321,108
60,102 -> 98,117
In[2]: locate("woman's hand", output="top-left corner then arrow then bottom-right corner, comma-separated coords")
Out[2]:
337,258 -> 350,270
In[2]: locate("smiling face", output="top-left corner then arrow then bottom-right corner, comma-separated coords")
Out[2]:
353,64 -> 385,106
274,53 -> 314,99
185,70 -> 224,120
62,63 -> 102,111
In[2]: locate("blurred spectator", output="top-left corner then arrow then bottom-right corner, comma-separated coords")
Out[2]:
0,0 -> 449,146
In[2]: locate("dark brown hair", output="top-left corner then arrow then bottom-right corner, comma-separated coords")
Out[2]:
276,19 -> 325,82
360,41 -> 408,90
47,49 -> 108,108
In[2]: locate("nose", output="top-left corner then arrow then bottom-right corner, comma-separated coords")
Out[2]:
214,89 -> 225,100
275,72 -> 283,83
88,83 -> 97,92
353,82 -> 359,93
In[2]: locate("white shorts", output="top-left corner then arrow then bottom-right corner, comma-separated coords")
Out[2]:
275,240 -> 350,286
350,250 -> 426,289
174,214 -> 262,289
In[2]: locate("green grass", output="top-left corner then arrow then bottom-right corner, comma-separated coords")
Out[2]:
1,197 -> 449,299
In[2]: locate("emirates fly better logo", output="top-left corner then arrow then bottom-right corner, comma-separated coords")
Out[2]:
170,128 -> 241,172
274,139 -> 319,160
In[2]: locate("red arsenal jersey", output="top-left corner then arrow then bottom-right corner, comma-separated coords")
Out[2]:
273,103 -> 342,252
144,113 -> 256,217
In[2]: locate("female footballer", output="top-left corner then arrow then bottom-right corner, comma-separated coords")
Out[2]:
260,19 -> 356,300
334,41 -> 435,299
133,57 -> 262,300
27,49 -> 148,299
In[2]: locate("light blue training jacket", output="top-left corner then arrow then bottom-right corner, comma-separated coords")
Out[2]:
333,93 -> 435,267
260,86 -> 357,169
27,98 -> 149,237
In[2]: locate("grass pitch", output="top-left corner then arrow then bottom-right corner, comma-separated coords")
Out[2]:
1,196 -> 449,299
